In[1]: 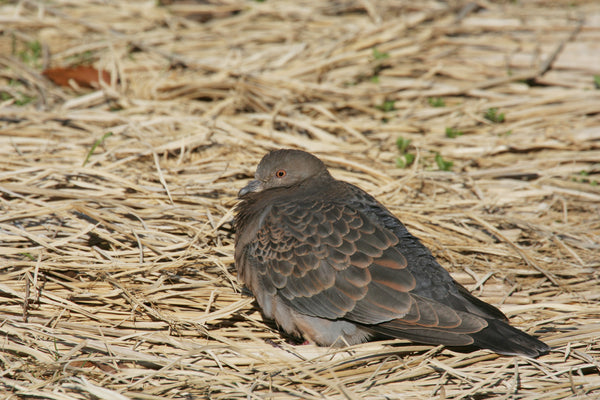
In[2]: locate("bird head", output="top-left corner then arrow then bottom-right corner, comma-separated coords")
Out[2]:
238,149 -> 329,197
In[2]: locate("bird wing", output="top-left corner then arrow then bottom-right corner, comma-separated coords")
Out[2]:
249,199 -> 487,335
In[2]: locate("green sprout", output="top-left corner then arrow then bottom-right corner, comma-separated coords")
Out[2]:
17,40 -> 43,68
445,127 -> 463,138
369,48 -> 390,83
428,97 -> 445,107
372,48 -> 389,60
1,81 -> 35,106
484,108 -> 505,123
435,153 -> 453,171
395,137 -> 415,169
20,252 -> 36,261
376,100 -> 395,112
396,153 -> 415,168
83,132 -> 113,166
396,137 -> 411,153
574,170 -> 598,186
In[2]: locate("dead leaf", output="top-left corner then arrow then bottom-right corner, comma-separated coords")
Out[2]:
43,65 -> 111,89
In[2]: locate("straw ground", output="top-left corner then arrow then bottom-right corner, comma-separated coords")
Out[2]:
1,0 -> 599,398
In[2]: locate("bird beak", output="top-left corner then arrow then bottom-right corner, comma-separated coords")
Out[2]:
238,179 -> 263,197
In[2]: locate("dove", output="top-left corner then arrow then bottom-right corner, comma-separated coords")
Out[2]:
234,149 -> 550,357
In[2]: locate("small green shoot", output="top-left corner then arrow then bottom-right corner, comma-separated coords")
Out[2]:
15,93 -> 34,106
428,97 -> 445,107
396,137 -> 411,153
0,90 -> 34,106
594,75 -> 600,89
2,80 -> 35,106
484,108 -> 505,123
83,132 -> 113,166
20,252 -> 36,261
372,48 -> 389,60
369,48 -> 390,82
435,153 -> 453,171
376,100 -> 395,112
18,40 -> 43,68
396,153 -> 415,168
445,127 -> 463,138
574,170 -> 598,186
395,136 -> 415,169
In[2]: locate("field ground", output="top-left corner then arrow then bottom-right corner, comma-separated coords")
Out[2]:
1,0 -> 600,399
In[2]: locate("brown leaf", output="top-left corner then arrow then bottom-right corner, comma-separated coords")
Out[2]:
42,65 -> 111,89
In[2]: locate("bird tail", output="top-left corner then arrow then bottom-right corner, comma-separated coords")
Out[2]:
470,318 -> 550,358
372,318 -> 549,358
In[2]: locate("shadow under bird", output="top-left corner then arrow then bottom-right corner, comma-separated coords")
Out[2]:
234,149 -> 550,357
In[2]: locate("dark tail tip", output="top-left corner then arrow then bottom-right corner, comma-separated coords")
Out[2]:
472,319 -> 550,358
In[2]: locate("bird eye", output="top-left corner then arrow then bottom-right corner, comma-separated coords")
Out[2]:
275,169 -> 286,178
